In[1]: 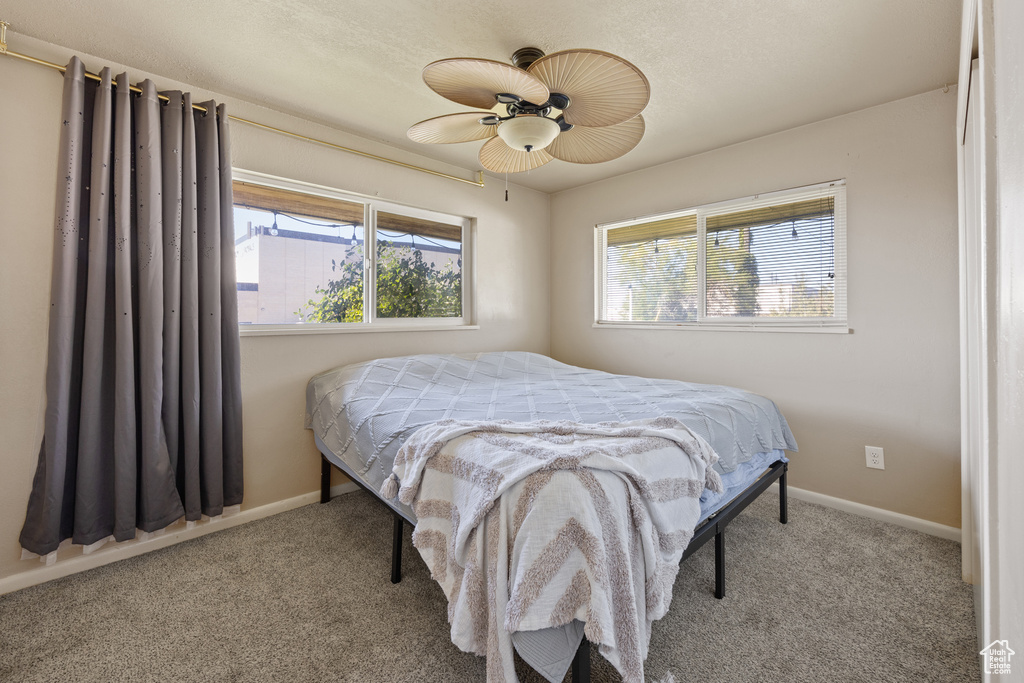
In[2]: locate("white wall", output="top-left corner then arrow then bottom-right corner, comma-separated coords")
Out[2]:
550,89 -> 961,527
0,37 -> 550,587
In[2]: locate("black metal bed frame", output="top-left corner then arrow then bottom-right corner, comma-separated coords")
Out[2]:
320,456 -> 789,681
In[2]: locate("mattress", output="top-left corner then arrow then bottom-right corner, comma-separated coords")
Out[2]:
305,351 -> 797,492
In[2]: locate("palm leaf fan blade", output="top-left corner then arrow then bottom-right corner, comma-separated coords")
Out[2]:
407,112 -> 498,144
546,115 -> 645,164
422,58 -> 549,109
527,49 -> 650,127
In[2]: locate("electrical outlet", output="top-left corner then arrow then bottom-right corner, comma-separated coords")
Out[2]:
866,446 -> 885,470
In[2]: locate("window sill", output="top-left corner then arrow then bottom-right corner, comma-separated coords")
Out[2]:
239,322 -> 479,337
593,321 -> 851,334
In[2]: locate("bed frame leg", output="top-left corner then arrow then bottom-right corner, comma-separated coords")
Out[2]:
320,457 -> 331,504
779,463 -> 788,524
391,512 -> 404,584
714,529 -> 725,599
570,638 -> 590,683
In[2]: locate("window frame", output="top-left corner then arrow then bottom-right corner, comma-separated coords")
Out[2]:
232,169 -> 475,336
594,180 -> 848,333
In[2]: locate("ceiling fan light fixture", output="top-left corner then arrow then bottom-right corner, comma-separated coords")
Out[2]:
497,115 -> 560,152
411,46 -> 650,173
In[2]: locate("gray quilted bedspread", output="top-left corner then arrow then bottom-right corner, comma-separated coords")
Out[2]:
305,351 -> 797,493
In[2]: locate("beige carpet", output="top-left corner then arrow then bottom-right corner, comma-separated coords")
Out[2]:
0,490 -> 978,682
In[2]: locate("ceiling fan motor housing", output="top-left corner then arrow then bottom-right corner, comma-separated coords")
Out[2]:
511,47 -> 545,70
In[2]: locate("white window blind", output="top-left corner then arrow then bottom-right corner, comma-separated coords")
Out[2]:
597,181 -> 847,330
605,214 -> 698,322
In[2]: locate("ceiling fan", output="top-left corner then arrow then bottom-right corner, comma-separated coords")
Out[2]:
407,47 -> 650,174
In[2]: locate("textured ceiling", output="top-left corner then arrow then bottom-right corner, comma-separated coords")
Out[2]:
1,0 -> 961,193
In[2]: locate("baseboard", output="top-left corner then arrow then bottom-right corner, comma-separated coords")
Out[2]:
0,481 -> 361,597
768,483 -> 962,542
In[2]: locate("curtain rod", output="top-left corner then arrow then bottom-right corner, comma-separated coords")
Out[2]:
0,22 -> 486,188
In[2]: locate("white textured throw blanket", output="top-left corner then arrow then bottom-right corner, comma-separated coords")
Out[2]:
381,417 -> 722,683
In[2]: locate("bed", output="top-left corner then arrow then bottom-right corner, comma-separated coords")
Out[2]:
305,351 -> 797,682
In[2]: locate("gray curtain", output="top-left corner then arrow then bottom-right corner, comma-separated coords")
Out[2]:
19,57 -> 243,556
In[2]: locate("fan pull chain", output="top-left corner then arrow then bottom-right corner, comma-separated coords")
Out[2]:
505,172 -> 509,202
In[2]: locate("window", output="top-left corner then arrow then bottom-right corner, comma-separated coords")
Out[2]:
232,171 -> 470,330
596,180 -> 846,330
